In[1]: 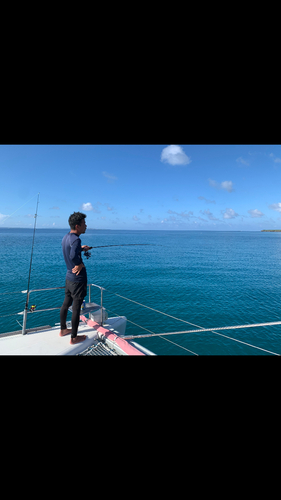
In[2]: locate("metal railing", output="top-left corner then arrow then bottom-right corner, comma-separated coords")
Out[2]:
12,283 -> 105,334
2,282 -> 280,355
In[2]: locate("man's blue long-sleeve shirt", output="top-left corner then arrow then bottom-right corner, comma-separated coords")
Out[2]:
62,232 -> 87,283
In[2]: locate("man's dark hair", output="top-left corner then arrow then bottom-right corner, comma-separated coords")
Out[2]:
68,212 -> 87,230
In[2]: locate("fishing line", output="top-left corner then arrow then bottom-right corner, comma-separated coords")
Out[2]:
0,193 -> 39,225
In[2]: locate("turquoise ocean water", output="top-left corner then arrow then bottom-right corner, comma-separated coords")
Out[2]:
1,228 -> 281,355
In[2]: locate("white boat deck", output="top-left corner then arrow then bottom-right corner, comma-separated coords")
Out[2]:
0,323 -> 99,355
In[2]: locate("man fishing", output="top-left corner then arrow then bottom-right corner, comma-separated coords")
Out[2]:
60,212 -> 91,344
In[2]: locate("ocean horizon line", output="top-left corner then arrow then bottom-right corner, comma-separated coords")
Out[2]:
0,227 -> 262,232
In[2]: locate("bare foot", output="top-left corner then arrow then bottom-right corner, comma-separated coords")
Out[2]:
70,335 -> 87,344
60,328 -> 72,336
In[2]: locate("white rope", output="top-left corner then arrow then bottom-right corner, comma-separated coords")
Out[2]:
104,288 -> 281,355
203,330 -> 279,355
105,306 -> 199,355
105,289 -> 204,329
155,335 -> 199,355
126,321 -> 281,337
122,321 -> 281,355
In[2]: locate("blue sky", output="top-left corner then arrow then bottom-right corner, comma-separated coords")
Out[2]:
1,144 -> 281,230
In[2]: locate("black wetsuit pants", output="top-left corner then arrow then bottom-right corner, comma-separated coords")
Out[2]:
60,280 -> 87,338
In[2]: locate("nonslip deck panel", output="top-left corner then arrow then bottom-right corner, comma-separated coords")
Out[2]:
0,323 -> 98,355
0,326 -> 52,338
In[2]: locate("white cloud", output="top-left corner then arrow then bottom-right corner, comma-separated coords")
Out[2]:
81,202 -> 93,211
269,153 -> 281,163
269,202 -> 281,213
248,209 -> 264,218
160,145 -> 191,166
104,203 -> 116,214
209,179 -> 234,192
200,209 -> 219,221
236,156 -> 250,166
0,213 -> 9,222
167,209 -> 193,219
102,171 -> 118,182
209,179 -> 218,189
222,208 -> 239,219
198,196 -> 216,204
133,215 -> 140,221
221,181 -> 234,192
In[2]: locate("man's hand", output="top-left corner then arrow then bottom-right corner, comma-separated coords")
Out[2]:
81,245 -> 91,252
72,263 -> 85,275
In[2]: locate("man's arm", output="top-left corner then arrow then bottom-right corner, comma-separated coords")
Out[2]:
72,245 -> 91,274
70,238 -> 84,275
70,238 -> 82,265
72,262 -> 85,275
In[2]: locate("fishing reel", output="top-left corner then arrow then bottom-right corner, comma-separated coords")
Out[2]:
83,246 -> 93,260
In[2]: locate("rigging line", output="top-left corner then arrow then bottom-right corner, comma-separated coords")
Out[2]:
101,288 -> 280,354
0,193 -> 39,225
122,321 -> 281,355
104,306 -> 198,355
105,306 -> 156,335
156,335 -> 199,355
122,320 -> 281,338
202,329 -> 279,356
103,287 -> 254,354
102,287 -> 224,355
104,288 -> 203,329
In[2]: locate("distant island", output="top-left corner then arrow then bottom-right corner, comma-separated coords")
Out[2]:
261,230 -> 281,232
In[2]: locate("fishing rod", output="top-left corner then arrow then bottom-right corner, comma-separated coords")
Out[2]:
83,244 -> 152,259
22,193 -> 40,334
